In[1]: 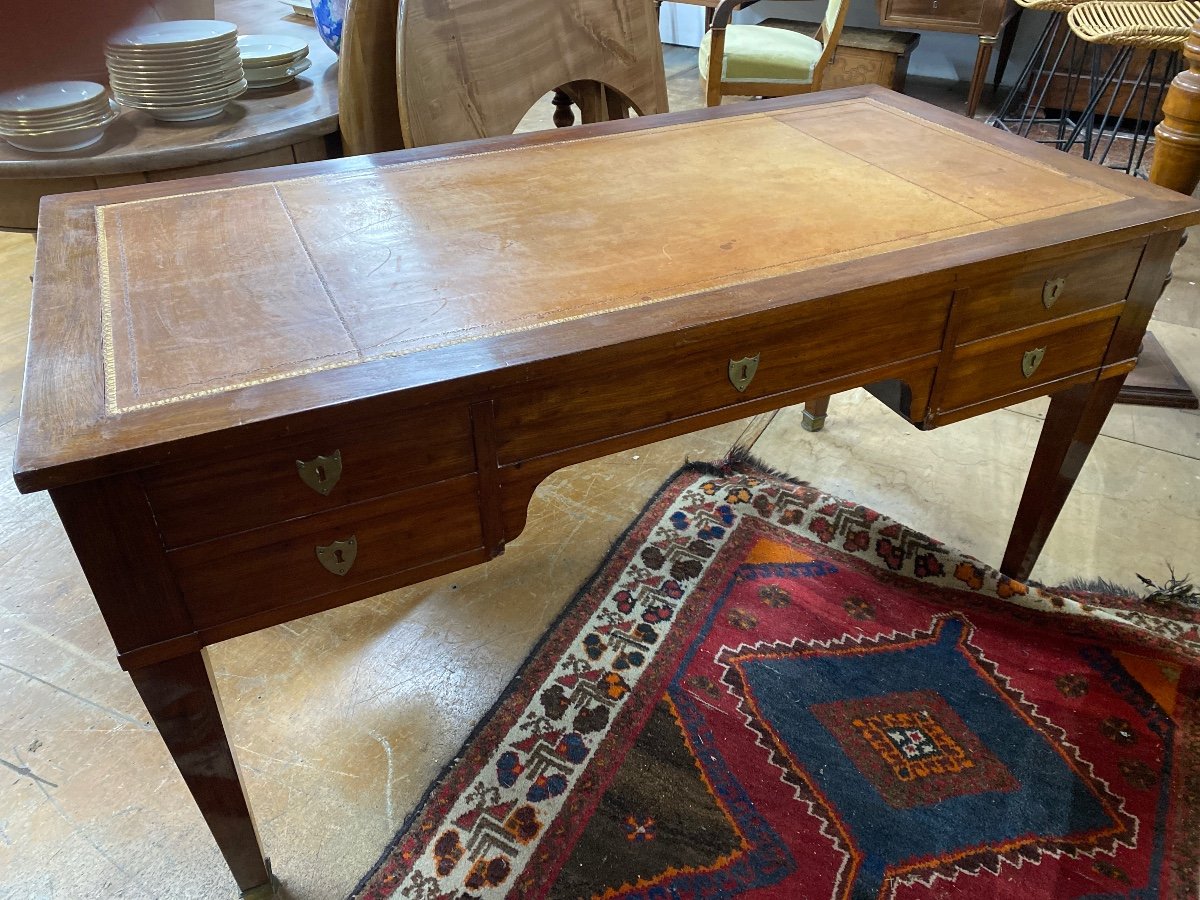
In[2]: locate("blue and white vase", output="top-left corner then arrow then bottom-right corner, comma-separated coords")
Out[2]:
310,0 -> 346,54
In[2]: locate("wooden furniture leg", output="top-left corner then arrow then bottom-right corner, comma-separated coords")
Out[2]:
967,36 -> 997,118
552,89 -> 576,127
802,395 -> 831,431
48,476 -> 273,897
992,6 -> 1023,96
128,651 -> 274,898
1000,376 -> 1126,581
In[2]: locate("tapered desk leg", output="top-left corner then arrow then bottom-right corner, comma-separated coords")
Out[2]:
1001,375 -> 1126,582
802,395 -> 830,432
967,37 -> 996,118
128,650 -> 273,897
52,476 -> 274,896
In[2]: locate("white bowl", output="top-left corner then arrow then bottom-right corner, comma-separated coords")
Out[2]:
0,96 -> 112,128
238,34 -> 309,67
0,81 -> 106,115
244,58 -> 311,82
0,100 -> 118,134
107,19 -> 238,51
2,109 -> 118,152
145,98 -> 238,122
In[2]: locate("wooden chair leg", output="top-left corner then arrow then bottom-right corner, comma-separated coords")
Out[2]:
552,89 -> 575,128
564,80 -> 606,124
802,395 -> 831,431
603,84 -> 632,120
128,650 -> 275,897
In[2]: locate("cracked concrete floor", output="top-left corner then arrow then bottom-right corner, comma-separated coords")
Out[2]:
2,45 -> 1199,900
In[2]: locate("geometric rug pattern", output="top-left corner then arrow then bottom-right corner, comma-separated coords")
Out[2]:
351,459 -> 1200,899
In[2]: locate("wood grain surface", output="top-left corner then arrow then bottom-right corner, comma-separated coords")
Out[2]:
396,0 -> 667,148
22,89 -> 1199,495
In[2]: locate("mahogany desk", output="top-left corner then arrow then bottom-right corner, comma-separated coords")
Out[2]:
13,87 -> 1200,896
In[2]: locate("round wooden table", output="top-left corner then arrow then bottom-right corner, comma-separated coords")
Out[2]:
0,0 -> 339,229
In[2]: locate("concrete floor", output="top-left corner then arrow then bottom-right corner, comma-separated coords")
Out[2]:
1,45 -> 1198,900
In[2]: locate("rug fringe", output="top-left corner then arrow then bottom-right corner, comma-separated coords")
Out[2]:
685,446 -> 809,486
1053,577 -> 1140,598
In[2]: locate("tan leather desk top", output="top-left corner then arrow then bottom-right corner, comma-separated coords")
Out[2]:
14,89 -> 1199,491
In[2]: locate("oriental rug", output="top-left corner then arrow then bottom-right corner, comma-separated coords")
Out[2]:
351,458 -> 1200,900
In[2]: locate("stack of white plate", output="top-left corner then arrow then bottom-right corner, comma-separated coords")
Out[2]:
0,81 -> 118,152
238,34 -> 311,89
106,20 -> 246,122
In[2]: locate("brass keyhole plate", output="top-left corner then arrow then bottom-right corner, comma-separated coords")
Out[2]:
316,536 -> 357,575
728,354 -> 760,393
297,450 -> 343,496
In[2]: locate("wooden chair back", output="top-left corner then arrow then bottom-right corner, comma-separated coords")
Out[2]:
813,0 -> 851,85
394,0 -> 668,149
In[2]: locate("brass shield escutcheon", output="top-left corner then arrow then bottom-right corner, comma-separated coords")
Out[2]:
297,450 -> 342,496
728,354 -> 760,393
1042,277 -> 1066,309
1021,347 -> 1046,378
316,536 -> 357,576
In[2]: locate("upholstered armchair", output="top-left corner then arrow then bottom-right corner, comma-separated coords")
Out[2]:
699,0 -> 851,106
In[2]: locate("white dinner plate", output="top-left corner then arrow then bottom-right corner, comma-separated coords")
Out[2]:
238,34 -> 309,67
108,64 -> 244,91
107,19 -> 238,51
114,78 -> 248,109
106,45 -> 240,69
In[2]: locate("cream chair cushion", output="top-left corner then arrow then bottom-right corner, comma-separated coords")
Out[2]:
698,24 -> 823,85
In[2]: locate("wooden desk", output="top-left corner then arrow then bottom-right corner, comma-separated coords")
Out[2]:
13,88 -> 1200,896
657,0 -> 761,31
877,0 -> 1020,117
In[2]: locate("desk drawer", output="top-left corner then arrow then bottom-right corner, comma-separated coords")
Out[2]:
955,241 -> 1142,344
880,0 -> 985,28
143,405 -> 475,548
492,285 -> 952,464
936,316 -> 1117,412
169,474 -> 483,629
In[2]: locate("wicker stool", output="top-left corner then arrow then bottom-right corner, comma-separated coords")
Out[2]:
991,0 -> 1092,146
1062,0 -> 1200,173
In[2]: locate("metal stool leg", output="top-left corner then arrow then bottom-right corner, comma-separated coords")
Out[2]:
991,12 -> 1089,145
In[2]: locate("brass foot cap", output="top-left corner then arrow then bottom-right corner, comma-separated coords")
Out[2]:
801,411 -> 827,432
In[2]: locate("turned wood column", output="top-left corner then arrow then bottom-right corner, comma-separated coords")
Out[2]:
1116,23 -> 1200,409
1150,23 -> 1200,194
